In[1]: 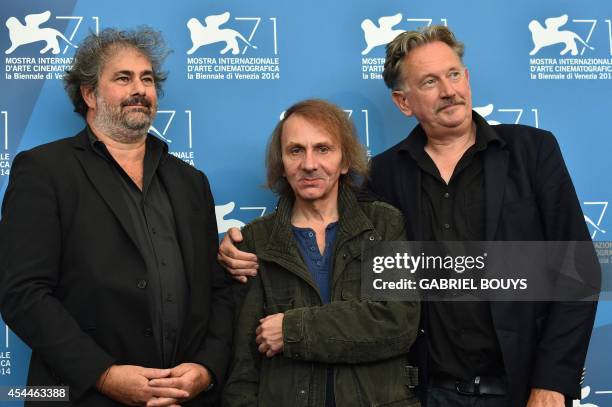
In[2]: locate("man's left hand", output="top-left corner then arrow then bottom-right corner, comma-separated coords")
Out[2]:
526,388 -> 565,407
256,313 -> 284,357
146,363 -> 212,407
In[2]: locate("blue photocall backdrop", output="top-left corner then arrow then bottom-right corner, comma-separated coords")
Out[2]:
1,0 -> 611,405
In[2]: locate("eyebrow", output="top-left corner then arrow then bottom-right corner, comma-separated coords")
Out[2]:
416,66 -> 462,81
112,69 -> 154,77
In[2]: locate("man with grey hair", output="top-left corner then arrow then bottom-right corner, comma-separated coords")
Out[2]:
218,26 -> 597,407
0,27 -> 233,406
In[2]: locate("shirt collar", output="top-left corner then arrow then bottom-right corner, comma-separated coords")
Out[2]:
399,110 -> 505,158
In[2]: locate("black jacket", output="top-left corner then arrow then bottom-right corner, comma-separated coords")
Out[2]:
0,129 -> 233,406
368,112 -> 598,406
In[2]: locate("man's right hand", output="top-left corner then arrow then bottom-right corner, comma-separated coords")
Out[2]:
96,365 -> 188,406
217,227 -> 258,283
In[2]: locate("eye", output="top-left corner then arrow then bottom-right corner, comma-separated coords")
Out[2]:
318,145 -> 330,153
421,78 -> 437,88
142,76 -> 155,85
449,70 -> 462,80
116,76 -> 129,83
289,146 -> 303,155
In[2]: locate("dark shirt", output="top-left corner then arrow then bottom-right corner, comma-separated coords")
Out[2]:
292,222 -> 339,407
404,123 -> 505,380
87,128 -> 188,367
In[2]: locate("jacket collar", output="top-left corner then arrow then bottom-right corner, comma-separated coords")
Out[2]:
71,128 -> 197,283
260,185 -> 374,288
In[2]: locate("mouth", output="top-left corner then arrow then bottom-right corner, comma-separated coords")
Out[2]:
121,97 -> 151,110
299,178 -> 322,185
437,102 -> 464,113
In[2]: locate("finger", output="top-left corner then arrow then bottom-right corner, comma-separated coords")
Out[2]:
232,275 -> 248,284
256,324 -> 263,334
141,368 -> 172,379
266,349 -> 276,358
227,227 -> 244,243
149,377 -> 182,388
147,397 -> 182,407
258,343 -> 270,354
149,385 -> 189,398
218,256 -> 258,274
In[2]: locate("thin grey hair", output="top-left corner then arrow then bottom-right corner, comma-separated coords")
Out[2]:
383,25 -> 464,90
63,26 -> 171,118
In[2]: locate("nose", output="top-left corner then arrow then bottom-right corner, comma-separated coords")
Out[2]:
438,77 -> 456,98
302,149 -> 317,171
131,78 -> 147,95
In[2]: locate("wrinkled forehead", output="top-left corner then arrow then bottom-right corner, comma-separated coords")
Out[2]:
402,41 -> 464,79
281,113 -> 344,145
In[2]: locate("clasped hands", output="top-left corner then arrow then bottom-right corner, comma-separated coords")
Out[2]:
96,362 -> 211,406
256,313 -> 285,358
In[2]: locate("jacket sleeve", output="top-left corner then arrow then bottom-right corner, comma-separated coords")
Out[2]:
0,151 -> 115,400
529,132 -> 599,399
282,216 -> 420,364
191,172 -> 234,388
222,226 -> 263,407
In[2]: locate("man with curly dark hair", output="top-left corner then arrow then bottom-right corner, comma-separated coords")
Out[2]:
0,27 -> 233,406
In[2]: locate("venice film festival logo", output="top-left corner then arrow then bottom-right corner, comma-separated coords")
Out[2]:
3,10 -> 99,81
473,104 -> 540,128
185,11 -> 280,81
528,14 -> 612,81
360,13 -> 448,80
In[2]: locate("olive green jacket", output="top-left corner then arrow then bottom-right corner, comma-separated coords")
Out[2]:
223,187 -> 420,407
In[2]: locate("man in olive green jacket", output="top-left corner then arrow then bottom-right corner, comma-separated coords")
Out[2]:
223,99 -> 420,407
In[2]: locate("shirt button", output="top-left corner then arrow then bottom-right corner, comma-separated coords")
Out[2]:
137,279 -> 147,289
443,192 -> 450,198
316,260 -> 322,266
151,227 -> 157,235
161,259 -> 167,266
166,294 -> 174,303
308,232 -> 314,238
310,246 -> 316,251
369,235 -> 375,240
299,389 -> 306,395
143,328 -> 153,337
443,223 -> 451,230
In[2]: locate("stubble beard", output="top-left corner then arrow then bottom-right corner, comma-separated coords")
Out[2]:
92,94 -> 157,144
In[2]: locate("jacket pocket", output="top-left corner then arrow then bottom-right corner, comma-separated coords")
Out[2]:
263,298 -> 294,315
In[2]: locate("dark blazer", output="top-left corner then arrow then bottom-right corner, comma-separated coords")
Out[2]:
369,112 -> 598,406
0,129 -> 233,406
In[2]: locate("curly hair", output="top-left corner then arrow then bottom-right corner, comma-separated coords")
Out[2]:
383,25 -> 464,90
266,99 -> 369,198
63,26 -> 170,118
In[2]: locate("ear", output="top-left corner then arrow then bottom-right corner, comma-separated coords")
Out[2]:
81,85 -> 97,110
391,90 -> 413,117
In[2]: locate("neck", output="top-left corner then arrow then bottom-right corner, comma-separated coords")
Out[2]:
88,120 -> 147,164
424,121 -> 476,157
87,111 -> 148,146
291,190 -> 340,228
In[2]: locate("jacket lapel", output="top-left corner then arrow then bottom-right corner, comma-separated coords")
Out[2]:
259,195 -> 322,295
396,134 -> 423,241
72,129 -> 143,257
483,143 -> 509,240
